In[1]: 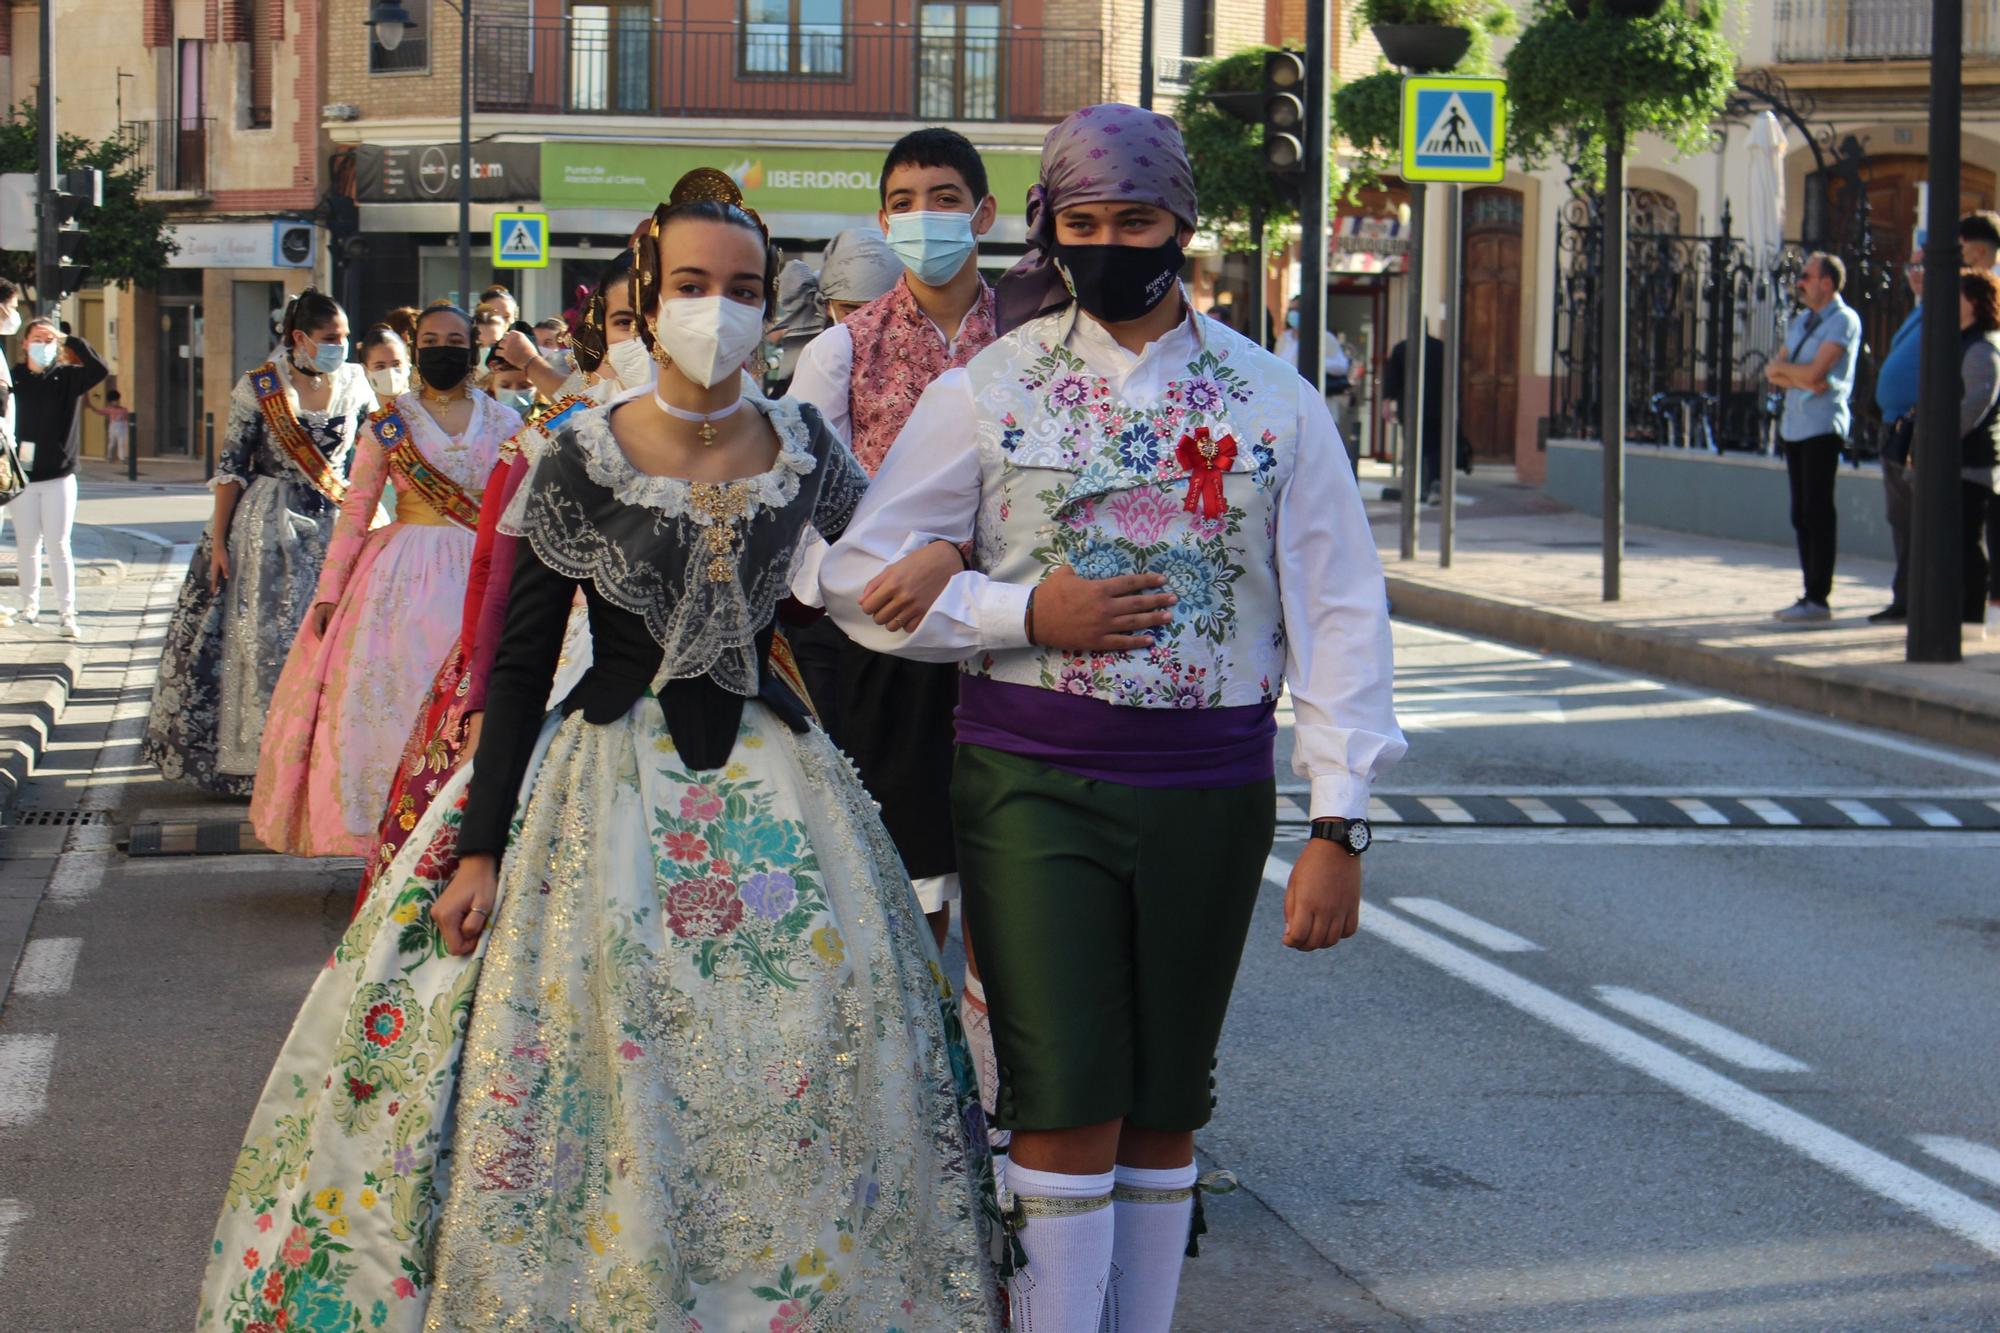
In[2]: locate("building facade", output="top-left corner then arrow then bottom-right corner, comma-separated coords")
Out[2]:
2,0 -> 331,463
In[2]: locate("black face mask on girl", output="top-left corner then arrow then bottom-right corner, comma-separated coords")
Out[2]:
415,345 -> 474,392
1052,237 -> 1186,325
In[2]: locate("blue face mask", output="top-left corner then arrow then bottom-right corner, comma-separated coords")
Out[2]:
501,388 -> 536,413
885,210 -> 978,287
310,340 -> 348,375
1286,310 -> 1301,330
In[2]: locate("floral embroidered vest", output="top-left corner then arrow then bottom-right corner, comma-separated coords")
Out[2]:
964,312 -> 1299,709
846,277 -> 996,476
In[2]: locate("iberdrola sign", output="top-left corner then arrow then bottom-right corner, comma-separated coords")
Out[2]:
540,142 -> 1040,216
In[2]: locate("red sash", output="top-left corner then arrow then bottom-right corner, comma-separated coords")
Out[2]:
371,404 -> 482,531
248,363 -> 348,504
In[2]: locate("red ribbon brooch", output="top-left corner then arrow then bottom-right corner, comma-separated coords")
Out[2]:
1175,427 -> 1238,519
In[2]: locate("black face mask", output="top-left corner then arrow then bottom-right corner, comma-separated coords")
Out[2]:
415,345 -> 473,392
1053,237 -> 1185,325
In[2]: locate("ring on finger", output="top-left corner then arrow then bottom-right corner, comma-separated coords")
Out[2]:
466,907 -> 489,921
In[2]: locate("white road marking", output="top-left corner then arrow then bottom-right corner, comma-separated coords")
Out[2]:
0,1198 -> 24,1279
1582,797 -> 1638,826
1367,797 -> 1396,824
1418,796 -> 1475,824
1396,622 -> 2000,781
1389,898 -> 1541,952
1903,801 -> 1963,829
1592,987 -> 1811,1073
1388,827 -> 2000,848
1740,798 -> 1802,827
0,1035 -> 57,1128
11,938 -> 81,998
1276,794 -> 1309,821
1829,798 -> 1892,828
45,852 -> 110,905
1264,854 -> 2000,1259
1507,796 -> 1565,825
1669,798 -> 1730,826
1914,1136 -> 2000,1190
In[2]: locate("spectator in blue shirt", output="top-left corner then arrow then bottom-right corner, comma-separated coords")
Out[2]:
1766,251 -> 1863,624
1869,260 -> 1924,623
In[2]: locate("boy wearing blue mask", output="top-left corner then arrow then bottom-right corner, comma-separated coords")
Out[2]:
787,126 -> 1006,1162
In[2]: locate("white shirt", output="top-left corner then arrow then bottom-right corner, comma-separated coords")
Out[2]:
820,309 -> 1405,819
787,302 -> 987,450
1275,329 -> 1351,379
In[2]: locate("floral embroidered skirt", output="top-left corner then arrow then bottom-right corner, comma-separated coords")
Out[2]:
198,697 -> 1001,1333
355,600 -> 592,914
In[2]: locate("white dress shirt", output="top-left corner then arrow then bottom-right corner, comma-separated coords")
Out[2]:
820,307 -> 1405,819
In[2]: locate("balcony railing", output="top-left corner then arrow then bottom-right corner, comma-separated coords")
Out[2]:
1774,0 -> 2000,61
474,19 -> 1103,122
120,118 -> 212,195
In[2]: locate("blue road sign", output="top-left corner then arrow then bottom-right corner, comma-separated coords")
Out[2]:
492,211 -> 550,269
1401,76 -> 1507,184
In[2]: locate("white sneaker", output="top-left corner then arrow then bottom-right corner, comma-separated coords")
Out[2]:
1773,598 -> 1832,625
57,611 -> 78,639
14,606 -> 38,627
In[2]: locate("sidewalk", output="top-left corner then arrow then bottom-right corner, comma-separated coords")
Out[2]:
1367,464 -> 2000,755
77,454 -> 216,487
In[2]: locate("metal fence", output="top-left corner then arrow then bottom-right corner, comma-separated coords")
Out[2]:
473,18 -> 1103,123
1548,193 -> 1909,459
119,118 -> 211,195
1774,0 -> 2000,61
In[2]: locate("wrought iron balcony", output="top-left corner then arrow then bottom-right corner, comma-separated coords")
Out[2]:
473,18 -> 1103,122
120,118 -> 212,196
1774,0 -> 2000,62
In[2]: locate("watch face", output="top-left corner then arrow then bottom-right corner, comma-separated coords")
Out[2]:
1346,821 -> 1371,853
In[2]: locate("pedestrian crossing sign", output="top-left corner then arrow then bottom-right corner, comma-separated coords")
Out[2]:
491,211 -> 550,269
1401,76 -> 1507,183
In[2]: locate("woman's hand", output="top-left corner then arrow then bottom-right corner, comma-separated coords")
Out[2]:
463,710 -> 484,756
207,540 -> 232,593
307,601 -> 335,638
432,853 -> 498,957
860,540 -> 966,632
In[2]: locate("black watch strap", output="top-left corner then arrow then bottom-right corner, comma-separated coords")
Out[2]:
1309,817 -> 1371,856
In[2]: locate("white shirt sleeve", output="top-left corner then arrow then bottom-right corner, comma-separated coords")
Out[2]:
1277,392 -> 1408,818
820,368 -> 1032,661
785,323 -> 855,449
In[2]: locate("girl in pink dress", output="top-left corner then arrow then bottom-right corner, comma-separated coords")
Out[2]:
251,303 -> 519,857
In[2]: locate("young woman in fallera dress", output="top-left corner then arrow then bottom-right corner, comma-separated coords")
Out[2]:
143,290 -> 376,795
249,302 -> 520,859
196,171 -> 999,1332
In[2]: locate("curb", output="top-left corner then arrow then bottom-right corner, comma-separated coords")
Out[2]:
0,557 -> 128,588
1385,576 -> 2000,758
0,638 -> 84,813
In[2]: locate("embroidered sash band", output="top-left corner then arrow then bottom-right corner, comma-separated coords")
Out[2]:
249,362 -> 348,504
373,405 -> 482,531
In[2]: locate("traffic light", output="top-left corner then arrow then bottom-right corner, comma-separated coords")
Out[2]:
1262,50 -> 1308,186
50,168 -> 102,301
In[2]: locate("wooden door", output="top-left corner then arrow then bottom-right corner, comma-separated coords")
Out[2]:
1459,187 -> 1523,462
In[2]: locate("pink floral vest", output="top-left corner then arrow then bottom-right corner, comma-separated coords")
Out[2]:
845,277 -> 997,476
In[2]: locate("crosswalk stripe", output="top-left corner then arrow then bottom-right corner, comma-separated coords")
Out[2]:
0,1035 -> 56,1128
1904,801 -> 1963,829
1367,797 -> 1396,824
1592,987 -> 1811,1073
1915,1136 -> 2000,1190
1581,797 -> 1637,825
1740,798 -> 1802,827
1276,795 -> 1309,822
11,939 -> 81,998
1390,898 -> 1540,952
1418,797 -> 1475,824
1830,798 -> 1892,828
1669,798 -> 1729,826
0,1199 -> 24,1281
1507,796 -> 1565,825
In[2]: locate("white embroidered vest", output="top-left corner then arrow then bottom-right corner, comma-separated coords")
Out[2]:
964,312 -> 1299,709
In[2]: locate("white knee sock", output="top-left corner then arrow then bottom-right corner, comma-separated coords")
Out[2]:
1007,1164 -> 1115,1333
1101,1162 -> 1198,1333
959,970 -> 1011,1193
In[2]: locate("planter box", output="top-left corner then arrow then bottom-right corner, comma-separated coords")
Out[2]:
1543,438 -> 1894,562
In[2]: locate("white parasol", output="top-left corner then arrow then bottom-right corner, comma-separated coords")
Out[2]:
1744,110 -> 1789,265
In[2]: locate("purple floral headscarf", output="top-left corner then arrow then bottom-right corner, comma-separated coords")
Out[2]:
995,103 -> 1200,334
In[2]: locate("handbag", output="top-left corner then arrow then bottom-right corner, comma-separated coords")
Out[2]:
0,422 -> 25,505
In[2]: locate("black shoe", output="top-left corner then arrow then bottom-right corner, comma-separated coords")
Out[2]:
1866,604 -> 1907,624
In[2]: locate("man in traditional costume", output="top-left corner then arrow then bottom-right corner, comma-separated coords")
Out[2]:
822,104 -> 1405,1332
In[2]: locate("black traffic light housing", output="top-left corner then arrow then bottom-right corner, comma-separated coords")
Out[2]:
1262,50 -> 1308,187
50,167 -> 102,301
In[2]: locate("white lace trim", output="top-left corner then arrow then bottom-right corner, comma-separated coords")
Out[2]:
568,391 -> 817,517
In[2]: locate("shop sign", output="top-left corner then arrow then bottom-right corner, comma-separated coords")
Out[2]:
1331,214 -> 1409,275
355,142 -> 542,203
166,222 -> 280,269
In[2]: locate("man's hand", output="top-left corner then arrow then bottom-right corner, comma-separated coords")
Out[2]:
497,329 -> 543,373
432,853 -> 498,957
1282,837 -> 1361,952
1029,565 -> 1176,653
861,540 -> 964,632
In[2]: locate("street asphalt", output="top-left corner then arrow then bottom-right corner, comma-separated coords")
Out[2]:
0,488 -> 1995,1330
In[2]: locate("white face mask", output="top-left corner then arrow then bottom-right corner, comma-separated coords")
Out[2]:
367,366 -> 408,400
0,307 -> 20,337
602,336 -> 655,390
651,297 -> 765,390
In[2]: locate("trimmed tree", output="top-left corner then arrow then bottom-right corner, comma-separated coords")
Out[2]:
0,100 -> 179,294
1175,47 -> 1343,252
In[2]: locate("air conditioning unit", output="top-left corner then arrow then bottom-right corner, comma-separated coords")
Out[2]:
272,220 -> 316,268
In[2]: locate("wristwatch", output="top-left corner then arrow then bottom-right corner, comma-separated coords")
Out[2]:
1309,817 -> 1372,856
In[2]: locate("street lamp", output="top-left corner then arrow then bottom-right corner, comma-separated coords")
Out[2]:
366,0 -> 472,307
